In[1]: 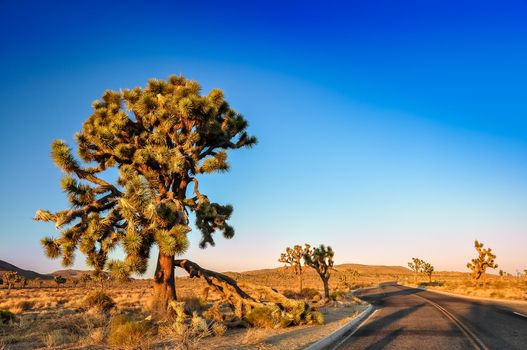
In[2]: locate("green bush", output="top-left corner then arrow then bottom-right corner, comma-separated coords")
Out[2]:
82,290 -> 116,313
180,296 -> 207,314
283,288 -> 321,300
0,309 -> 15,324
107,315 -> 152,348
244,305 -> 301,329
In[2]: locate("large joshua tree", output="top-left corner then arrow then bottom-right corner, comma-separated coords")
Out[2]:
34,75 -> 256,309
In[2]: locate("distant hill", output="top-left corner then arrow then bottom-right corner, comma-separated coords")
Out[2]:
240,263 -> 413,276
0,259 -> 52,279
51,269 -> 91,278
333,263 -> 413,275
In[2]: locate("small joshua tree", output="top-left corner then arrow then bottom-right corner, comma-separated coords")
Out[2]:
34,278 -> 44,288
34,75 -> 256,310
20,277 -> 27,289
422,262 -> 434,283
278,244 -> 310,292
304,245 -> 334,300
466,240 -> 498,286
80,273 -> 92,287
3,272 -> 22,290
337,269 -> 360,291
54,275 -> 67,288
408,258 -> 424,283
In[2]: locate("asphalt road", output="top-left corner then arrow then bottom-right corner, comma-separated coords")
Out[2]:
335,283 -> 527,350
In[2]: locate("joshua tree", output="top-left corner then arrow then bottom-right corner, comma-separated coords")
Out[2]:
304,245 -> 334,300
71,278 -> 80,288
337,269 -> 360,291
54,276 -> 67,287
34,75 -> 256,310
408,258 -> 424,283
466,240 -> 498,286
422,262 -> 434,283
34,278 -> 44,288
3,272 -> 22,290
278,244 -> 310,292
20,277 -> 27,289
80,273 -> 92,287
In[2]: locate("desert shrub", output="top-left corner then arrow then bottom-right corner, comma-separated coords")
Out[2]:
211,321 -> 227,336
190,313 -> 209,334
107,315 -> 152,349
180,296 -> 207,314
0,309 -> 15,324
42,329 -> 73,348
283,288 -> 321,300
329,289 -> 347,301
245,305 -> 283,328
202,302 -> 223,321
83,291 -> 116,313
169,301 -> 189,323
16,300 -> 35,311
490,292 -> 505,298
418,281 -> 444,287
305,310 -> 324,325
494,281 -> 506,290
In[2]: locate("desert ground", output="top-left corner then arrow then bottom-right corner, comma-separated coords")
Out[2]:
1,264 -> 526,349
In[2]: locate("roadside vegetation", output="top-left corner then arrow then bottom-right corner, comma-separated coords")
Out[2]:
405,240 -> 527,301
0,267 -> 368,349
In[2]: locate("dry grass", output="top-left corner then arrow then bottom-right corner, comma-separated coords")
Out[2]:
405,272 -> 527,300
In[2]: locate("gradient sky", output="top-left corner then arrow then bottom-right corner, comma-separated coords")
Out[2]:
1,0 -> 526,277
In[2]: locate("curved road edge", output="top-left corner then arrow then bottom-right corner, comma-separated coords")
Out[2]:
304,304 -> 374,350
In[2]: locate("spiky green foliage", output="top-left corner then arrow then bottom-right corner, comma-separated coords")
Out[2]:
467,240 -> 498,283
35,76 -> 256,285
279,244 -> 310,292
304,244 -> 334,300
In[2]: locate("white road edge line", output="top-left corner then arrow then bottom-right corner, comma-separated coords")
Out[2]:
513,311 -> 527,318
330,309 -> 379,350
304,304 -> 375,350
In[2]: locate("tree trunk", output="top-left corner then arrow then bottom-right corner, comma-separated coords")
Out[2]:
299,274 -> 303,293
322,277 -> 330,300
152,252 -> 176,312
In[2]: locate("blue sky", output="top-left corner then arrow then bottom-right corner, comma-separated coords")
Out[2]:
1,0 -> 526,275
